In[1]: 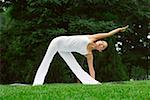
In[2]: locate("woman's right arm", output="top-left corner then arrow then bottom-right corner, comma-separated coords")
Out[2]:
89,25 -> 129,41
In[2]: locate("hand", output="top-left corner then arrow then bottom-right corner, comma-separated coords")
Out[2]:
119,25 -> 129,32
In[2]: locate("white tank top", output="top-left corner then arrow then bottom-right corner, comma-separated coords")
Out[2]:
56,35 -> 91,55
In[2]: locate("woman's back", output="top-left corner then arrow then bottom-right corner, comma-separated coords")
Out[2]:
55,35 -> 90,55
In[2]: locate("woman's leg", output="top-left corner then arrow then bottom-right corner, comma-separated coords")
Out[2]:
33,39 -> 58,86
58,51 -> 100,84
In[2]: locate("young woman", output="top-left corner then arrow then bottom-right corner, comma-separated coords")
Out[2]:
33,25 -> 129,86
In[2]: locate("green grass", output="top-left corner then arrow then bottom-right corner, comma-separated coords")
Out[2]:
0,80 -> 150,100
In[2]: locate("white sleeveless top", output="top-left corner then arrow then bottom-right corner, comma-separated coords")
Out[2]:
56,35 -> 91,55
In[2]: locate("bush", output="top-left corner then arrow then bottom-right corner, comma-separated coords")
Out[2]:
131,66 -> 147,80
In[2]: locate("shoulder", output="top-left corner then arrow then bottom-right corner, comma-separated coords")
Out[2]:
86,44 -> 93,56
85,51 -> 93,59
87,35 -> 97,42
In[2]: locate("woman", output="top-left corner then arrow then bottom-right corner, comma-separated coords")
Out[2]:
33,25 -> 129,86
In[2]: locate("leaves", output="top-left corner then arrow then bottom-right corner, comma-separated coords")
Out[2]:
0,0 -> 149,83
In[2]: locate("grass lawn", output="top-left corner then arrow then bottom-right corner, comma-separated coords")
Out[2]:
0,80 -> 150,100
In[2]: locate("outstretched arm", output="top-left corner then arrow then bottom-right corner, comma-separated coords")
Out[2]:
89,25 -> 129,41
86,53 -> 95,79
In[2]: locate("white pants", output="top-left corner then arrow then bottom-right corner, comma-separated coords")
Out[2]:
33,38 -> 100,86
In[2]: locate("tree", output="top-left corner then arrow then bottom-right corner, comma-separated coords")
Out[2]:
0,0 -> 149,84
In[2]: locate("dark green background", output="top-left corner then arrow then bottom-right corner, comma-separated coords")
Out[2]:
0,0 -> 149,84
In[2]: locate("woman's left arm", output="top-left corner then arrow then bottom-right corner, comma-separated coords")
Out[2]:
86,53 -> 95,79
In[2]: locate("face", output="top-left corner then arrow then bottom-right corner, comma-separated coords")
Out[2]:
95,41 -> 108,52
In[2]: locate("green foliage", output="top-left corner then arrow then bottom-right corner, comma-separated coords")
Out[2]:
68,19 -> 118,33
95,50 -> 129,82
0,0 -> 149,84
131,66 -> 147,80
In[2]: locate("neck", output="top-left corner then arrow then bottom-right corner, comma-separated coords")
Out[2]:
90,43 -> 96,50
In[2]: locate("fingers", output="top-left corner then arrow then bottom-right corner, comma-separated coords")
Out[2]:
123,25 -> 129,29
119,25 -> 129,32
